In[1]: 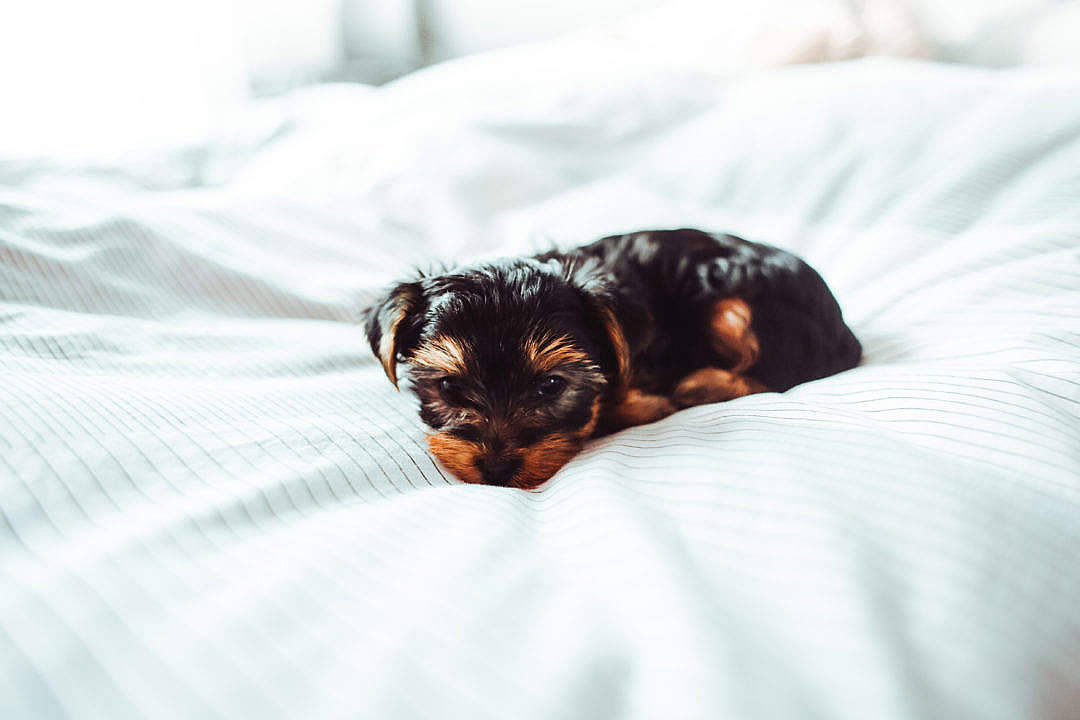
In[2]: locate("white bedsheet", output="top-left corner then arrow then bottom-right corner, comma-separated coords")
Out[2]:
2,55 -> 1079,720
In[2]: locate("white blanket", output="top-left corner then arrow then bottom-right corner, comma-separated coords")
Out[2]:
2,55 -> 1079,719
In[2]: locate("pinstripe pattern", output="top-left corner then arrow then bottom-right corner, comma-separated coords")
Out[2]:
2,59 -> 1080,719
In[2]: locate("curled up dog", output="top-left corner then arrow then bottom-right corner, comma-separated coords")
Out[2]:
364,229 -> 862,489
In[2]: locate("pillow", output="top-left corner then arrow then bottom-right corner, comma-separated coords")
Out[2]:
0,0 -> 248,160
1020,1 -> 1080,66
904,0 -> 1080,66
962,0 -> 1080,67
590,0 -> 927,72
0,0 -> 348,160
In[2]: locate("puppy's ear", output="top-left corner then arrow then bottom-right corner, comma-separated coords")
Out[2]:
364,282 -> 425,388
563,264 -> 631,387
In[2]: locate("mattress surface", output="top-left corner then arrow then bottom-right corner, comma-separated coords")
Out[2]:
1,56 -> 1079,719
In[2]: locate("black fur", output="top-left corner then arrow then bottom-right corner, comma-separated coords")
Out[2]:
538,228 -> 862,393
365,228 -> 861,486
399,263 -> 608,439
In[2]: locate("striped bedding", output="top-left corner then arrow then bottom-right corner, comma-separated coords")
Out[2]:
2,56 -> 1079,719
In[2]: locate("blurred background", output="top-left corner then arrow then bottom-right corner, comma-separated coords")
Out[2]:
2,0 -> 1078,160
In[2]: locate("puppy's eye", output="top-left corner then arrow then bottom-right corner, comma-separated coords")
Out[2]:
535,375 -> 568,399
438,377 -> 463,398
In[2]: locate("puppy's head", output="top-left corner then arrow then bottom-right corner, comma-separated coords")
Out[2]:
365,259 -> 627,489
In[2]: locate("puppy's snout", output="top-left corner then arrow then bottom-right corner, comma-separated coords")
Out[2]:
476,456 -> 520,486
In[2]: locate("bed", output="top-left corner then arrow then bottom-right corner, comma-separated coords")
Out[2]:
2,39 -> 1079,720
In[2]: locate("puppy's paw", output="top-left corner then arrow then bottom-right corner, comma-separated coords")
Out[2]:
714,296 -> 752,330
673,367 -> 769,408
609,389 -> 677,430
708,298 -> 760,373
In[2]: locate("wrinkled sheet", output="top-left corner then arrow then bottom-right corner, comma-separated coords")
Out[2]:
1,54 -> 1079,720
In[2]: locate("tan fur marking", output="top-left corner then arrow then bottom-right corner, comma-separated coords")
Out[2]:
709,298 -> 760,373
512,398 -> 603,488
427,432 -> 483,484
581,396 -> 602,438
600,307 -> 631,386
411,336 -> 468,375
609,388 -> 677,430
672,367 -> 769,408
525,333 -> 593,373
517,434 -> 582,490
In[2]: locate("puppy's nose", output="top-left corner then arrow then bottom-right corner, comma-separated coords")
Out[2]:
476,456 -> 520,486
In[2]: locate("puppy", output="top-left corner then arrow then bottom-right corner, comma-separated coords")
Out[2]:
365,229 -> 861,489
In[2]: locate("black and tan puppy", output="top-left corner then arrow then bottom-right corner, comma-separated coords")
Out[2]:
365,229 -> 861,489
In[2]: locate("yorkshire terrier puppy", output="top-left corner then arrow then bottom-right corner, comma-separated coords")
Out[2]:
365,229 -> 861,489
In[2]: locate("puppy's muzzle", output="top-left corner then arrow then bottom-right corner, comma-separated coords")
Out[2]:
476,455 -> 521,486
